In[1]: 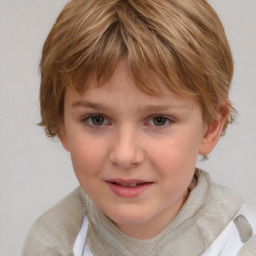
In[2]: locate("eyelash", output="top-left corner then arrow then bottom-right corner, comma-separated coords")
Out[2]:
81,114 -> 174,128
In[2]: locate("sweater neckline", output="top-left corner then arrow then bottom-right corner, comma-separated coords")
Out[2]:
83,169 -> 243,256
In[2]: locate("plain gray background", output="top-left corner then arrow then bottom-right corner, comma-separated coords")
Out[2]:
0,1 -> 255,255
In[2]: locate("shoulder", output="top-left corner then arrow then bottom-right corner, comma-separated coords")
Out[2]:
198,169 -> 244,209
237,209 -> 256,256
239,237 -> 256,255
197,170 -> 256,255
22,187 -> 86,256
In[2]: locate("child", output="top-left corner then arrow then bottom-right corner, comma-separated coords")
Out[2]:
22,0 -> 256,255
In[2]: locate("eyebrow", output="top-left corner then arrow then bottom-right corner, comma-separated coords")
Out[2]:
140,104 -> 183,112
71,100 -> 185,112
71,100 -> 111,111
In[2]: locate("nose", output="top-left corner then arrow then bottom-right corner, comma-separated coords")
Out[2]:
109,126 -> 144,169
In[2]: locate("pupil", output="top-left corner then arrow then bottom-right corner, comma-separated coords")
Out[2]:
92,116 -> 104,125
153,117 -> 166,126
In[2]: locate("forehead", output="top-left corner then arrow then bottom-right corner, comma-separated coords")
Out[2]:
65,61 -> 199,112
74,60 -> 193,99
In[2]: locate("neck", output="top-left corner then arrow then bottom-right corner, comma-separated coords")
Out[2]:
115,189 -> 189,239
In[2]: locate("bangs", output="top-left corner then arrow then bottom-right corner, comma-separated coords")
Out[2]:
57,0 -> 202,97
40,0 -> 234,137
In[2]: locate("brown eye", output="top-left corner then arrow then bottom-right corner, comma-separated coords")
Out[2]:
91,116 -> 105,126
152,116 -> 168,126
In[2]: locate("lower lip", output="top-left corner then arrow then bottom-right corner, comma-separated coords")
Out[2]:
106,182 -> 152,198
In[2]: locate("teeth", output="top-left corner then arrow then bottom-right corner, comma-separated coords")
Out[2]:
117,183 -> 138,187
127,183 -> 137,187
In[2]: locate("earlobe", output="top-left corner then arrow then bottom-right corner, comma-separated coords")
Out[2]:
199,110 -> 228,155
58,128 -> 70,152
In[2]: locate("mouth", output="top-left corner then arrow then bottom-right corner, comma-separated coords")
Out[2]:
111,182 -> 147,187
106,179 -> 153,198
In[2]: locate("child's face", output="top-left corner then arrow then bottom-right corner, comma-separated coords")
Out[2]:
61,61 -> 210,239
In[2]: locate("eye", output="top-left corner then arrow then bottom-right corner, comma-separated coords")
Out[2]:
83,115 -> 109,126
148,116 -> 171,127
152,116 -> 168,126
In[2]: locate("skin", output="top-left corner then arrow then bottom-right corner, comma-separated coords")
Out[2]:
60,61 -> 226,239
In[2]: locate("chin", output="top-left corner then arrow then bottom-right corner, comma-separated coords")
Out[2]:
107,207 -> 152,226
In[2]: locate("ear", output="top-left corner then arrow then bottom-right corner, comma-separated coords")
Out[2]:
199,109 -> 228,155
58,127 -> 70,152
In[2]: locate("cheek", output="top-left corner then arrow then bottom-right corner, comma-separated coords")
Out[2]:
69,139 -> 107,199
152,134 -> 199,170
149,132 -> 201,187
68,136 -> 107,179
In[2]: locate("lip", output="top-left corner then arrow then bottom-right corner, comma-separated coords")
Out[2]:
105,179 -> 153,198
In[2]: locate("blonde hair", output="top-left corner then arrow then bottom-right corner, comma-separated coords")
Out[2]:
40,0 -> 234,138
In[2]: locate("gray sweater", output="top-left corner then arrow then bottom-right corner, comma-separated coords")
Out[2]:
22,170 -> 256,255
